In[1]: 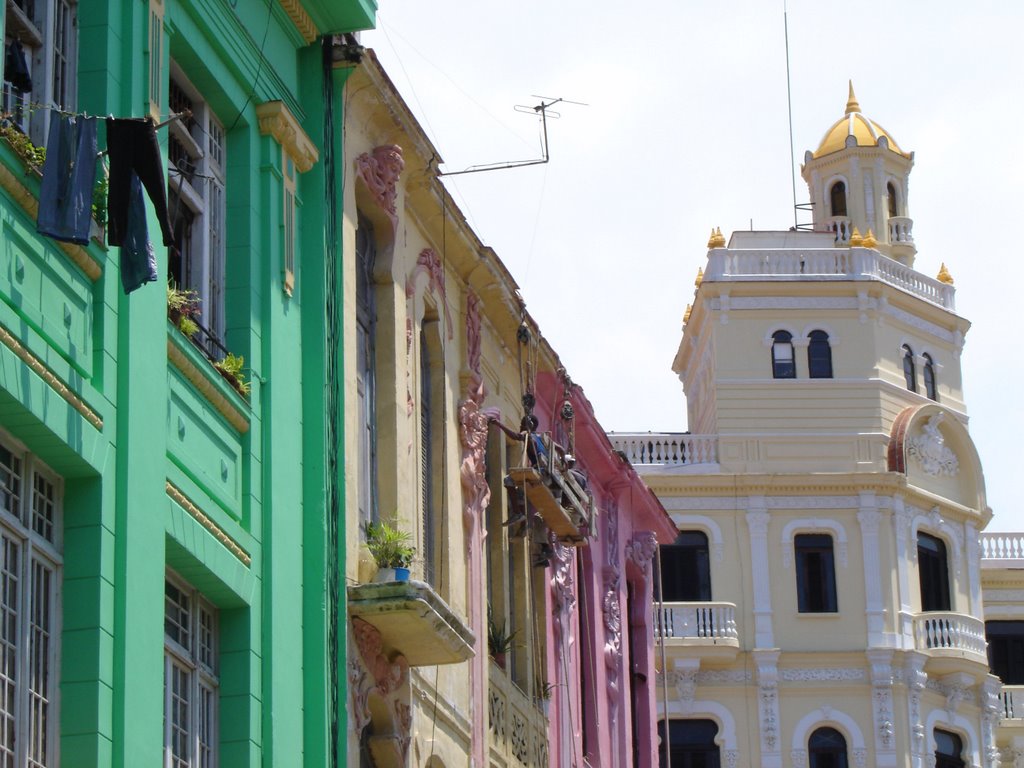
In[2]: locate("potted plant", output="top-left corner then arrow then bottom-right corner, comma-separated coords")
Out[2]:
167,284 -> 201,339
535,679 -> 555,714
365,520 -> 415,582
487,606 -> 517,670
213,352 -> 251,397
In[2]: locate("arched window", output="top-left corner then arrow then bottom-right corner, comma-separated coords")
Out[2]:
356,213 -> 379,531
659,719 -> 720,768
830,181 -> 847,217
809,727 -> 848,768
923,354 -> 937,401
887,182 -> 899,218
902,345 -> 917,393
807,330 -> 833,379
772,331 -> 796,379
918,532 -> 951,613
934,729 -> 965,768
659,531 -> 711,602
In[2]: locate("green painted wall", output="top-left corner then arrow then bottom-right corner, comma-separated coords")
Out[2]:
0,0 -> 374,762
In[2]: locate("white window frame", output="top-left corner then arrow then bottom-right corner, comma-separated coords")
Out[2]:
2,0 -> 78,146
163,569 -> 218,768
167,61 -> 227,358
0,431 -> 63,768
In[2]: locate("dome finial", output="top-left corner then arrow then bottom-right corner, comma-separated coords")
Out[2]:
845,80 -> 861,116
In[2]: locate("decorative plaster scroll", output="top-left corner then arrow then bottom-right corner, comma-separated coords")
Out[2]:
551,536 -> 576,625
255,100 -> 319,172
907,413 -> 959,476
0,161 -> 102,281
166,481 -> 251,566
755,652 -> 781,758
779,667 -> 865,682
458,373 -> 496,548
0,323 -> 103,429
625,531 -> 658,580
352,617 -> 409,696
603,503 -> 623,719
348,659 -> 371,733
349,617 -> 413,754
407,248 -> 454,340
355,144 -> 404,224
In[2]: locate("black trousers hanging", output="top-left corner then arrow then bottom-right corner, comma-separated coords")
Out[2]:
106,118 -> 175,247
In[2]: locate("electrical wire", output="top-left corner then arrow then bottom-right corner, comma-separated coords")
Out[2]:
225,0 -> 273,133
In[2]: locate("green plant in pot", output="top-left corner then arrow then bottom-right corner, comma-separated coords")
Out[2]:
167,284 -> 201,338
365,520 -> 415,582
487,606 -> 517,669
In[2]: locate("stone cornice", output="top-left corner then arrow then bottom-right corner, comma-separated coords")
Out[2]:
166,333 -> 250,434
166,481 -> 251,566
275,0 -> 317,43
0,323 -> 103,430
255,100 -> 319,173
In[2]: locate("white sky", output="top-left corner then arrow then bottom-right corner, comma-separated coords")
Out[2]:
363,1 -> 1024,530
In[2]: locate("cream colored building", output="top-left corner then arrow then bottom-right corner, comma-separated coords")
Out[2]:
611,86 -> 1024,768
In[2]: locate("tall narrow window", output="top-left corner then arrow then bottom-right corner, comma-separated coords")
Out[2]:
809,727 -> 848,768
419,320 -> 439,586
658,719 -> 720,768
772,331 -> 796,379
2,0 -> 78,145
934,730 -> 965,768
902,345 -> 917,392
807,330 -> 833,379
918,532 -> 951,612
0,439 -> 61,768
356,214 -> 378,533
923,354 -> 937,401
986,621 -> 1024,684
829,181 -> 847,217
168,65 -> 228,360
164,573 -> 219,768
658,531 -> 711,602
795,534 -> 837,613
887,182 -> 899,218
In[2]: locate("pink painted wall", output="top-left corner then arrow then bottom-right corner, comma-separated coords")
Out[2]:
534,373 -> 677,768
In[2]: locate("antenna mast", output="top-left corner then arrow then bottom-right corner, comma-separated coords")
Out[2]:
784,2 -> 798,230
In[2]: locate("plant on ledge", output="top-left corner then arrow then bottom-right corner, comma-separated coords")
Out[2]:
0,120 -> 46,170
167,284 -> 201,339
365,520 -> 416,582
213,352 -> 250,398
487,606 -> 518,669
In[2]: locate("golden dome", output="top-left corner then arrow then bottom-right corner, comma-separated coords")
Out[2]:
813,82 -> 909,159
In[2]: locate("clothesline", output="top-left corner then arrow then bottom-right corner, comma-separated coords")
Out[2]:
0,95 -> 191,127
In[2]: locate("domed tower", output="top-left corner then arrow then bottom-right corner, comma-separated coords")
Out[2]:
801,82 -> 916,265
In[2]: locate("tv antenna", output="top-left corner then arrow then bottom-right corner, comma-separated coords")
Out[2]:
784,3 -> 815,231
438,95 -> 587,177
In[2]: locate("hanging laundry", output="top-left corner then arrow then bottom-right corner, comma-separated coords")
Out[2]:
36,114 -> 98,245
4,40 -> 32,94
120,172 -> 157,294
106,118 -> 174,248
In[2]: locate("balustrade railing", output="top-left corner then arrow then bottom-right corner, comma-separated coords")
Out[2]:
1002,686 -> 1024,719
913,612 -> 986,657
607,433 -> 717,467
702,247 -> 954,309
888,216 -> 914,244
826,216 -> 853,244
654,602 -> 738,644
980,533 -> 1024,561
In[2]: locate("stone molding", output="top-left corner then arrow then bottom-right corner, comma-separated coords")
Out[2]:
166,480 -> 251,566
275,0 -> 317,43
255,100 -> 319,172
167,336 -> 250,433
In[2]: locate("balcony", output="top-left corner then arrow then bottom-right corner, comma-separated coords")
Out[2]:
654,602 -> 739,663
507,431 -> 594,544
981,533 -> 1024,567
913,612 -> 987,671
607,433 -> 718,468
888,216 -> 914,245
702,246 -> 955,310
347,580 -> 475,666
488,660 -> 549,767
826,216 -> 853,244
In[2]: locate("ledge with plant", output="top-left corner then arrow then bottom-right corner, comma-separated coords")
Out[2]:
365,519 -> 416,583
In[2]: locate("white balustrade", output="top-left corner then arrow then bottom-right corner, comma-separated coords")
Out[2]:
607,433 -> 718,466
654,602 -> 738,644
826,216 -> 852,244
888,216 -> 914,244
913,612 -> 987,657
1002,686 -> 1024,719
980,533 -> 1024,561
703,247 -> 954,310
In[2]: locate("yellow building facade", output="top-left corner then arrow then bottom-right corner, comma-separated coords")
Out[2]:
611,86 -> 1023,768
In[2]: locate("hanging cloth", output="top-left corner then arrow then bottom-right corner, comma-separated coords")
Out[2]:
106,117 -> 174,248
120,172 -> 158,293
36,115 -> 98,245
4,40 -> 32,93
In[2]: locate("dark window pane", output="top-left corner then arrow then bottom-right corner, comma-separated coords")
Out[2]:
659,720 -> 720,768
830,182 -> 847,217
987,621 -> 1024,683
917,533 -> 950,612
934,729 -> 964,768
808,330 -> 833,379
902,345 -> 917,392
659,532 -> 711,602
772,331 -> 796,379
795,534 -> 837,613
809,727 -> 848,768
923,355 -> 937,401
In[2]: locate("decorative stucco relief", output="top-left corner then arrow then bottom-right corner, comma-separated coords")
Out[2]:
355,144 -> 404,224
349,617 -> 412,762
907,413 -> 959,477
603,504 -> 623,718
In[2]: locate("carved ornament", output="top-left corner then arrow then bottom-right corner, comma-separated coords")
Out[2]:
907,413 -> 959,477
355,144 -> 404,221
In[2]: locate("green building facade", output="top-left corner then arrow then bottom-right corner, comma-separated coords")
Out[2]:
0,0 -> 374,763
